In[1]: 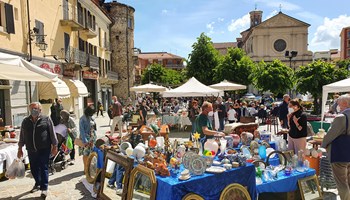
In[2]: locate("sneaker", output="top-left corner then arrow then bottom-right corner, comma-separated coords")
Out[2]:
41,190 -> 47,198
116,188 -> 123,195
107,183 -> 115,189
68,160 -> 75,165
30,185 -> 40,193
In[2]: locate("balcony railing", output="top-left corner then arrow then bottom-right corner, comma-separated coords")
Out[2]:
60,4 -> 84,30
88,54 -> 99,70
107,70 -> 119,81
65,46 -> 87,66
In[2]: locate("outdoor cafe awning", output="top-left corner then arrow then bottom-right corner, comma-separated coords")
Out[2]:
38,78 -> 70,99
63,79 -> 88,98
0,52 -> 57,82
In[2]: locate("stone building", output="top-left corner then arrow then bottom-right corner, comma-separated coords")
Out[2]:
103,1 -> 135,101
237,10 -> 313,69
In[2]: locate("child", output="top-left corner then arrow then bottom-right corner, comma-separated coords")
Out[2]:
227,104 -> 237,123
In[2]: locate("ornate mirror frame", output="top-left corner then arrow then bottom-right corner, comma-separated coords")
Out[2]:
85,152 -> 101,184
298,174 -> 322,200
100,150 -> 134,200
127,165 -> 157,200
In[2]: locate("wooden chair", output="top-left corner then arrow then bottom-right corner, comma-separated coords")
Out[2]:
219,183 -> 251,200
182,193 -> 204,200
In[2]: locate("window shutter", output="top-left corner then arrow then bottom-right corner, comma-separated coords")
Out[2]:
4,3 -> 15,34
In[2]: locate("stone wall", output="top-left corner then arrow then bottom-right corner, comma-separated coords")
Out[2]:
107,2 -> 135,101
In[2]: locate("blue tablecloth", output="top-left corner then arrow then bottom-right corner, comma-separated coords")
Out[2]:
156,163 -> 257,200
256,168 -> 316,194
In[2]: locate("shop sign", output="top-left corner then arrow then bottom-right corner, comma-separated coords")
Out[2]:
83,71 -> 98,80
39,63 -> 62,75
63,68 -> 76,77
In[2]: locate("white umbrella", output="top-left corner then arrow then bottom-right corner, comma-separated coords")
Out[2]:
0,52 -> 58,82
210,80 -> 246,91
130,83 -> 167,92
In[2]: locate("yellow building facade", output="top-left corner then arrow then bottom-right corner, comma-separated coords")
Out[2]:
0,0 -> 112,126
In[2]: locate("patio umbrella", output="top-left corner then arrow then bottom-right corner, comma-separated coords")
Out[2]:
210,80 -> 246,91
0,52 -> 58,82
130,83 -> 167,93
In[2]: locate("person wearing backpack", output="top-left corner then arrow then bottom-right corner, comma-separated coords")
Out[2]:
322,94 -> 350,200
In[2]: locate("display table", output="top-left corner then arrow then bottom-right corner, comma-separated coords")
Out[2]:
156,164 -> 257,200
162,115 -> 191,128
0,143 -> 28,175
256,168 -> 316,195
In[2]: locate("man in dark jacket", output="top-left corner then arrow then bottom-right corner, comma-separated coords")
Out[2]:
17,102 -> 58,198
279,94 -> 290,141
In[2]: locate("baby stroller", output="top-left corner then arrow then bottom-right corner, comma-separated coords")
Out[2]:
49,124 -> 70,174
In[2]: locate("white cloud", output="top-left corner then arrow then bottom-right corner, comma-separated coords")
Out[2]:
206,22 -> 215,35
310,15 -> 350,50
227,13 -> 250,33
218,17 -> 224,22
161,9 -> 168,15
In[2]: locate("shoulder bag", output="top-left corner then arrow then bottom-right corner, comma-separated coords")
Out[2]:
330,113 -> 350,162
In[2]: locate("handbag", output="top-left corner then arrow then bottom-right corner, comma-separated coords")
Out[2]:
330,113 -> 350,163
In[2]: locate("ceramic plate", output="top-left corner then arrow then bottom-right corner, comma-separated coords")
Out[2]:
178,175 -> 191,181
182,151 -> 196,169
205,166 -> 226,173
189,155 -> 207,175
212,161 -> 222,166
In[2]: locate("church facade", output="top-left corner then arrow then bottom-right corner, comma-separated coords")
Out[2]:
238,10 -> 313,70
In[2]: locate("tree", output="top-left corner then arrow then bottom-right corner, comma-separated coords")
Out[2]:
295,60 -> 349,114
251,59 -> 294,95
336,58 -> 350,70
213,47 -> 255,86
140,63 -> 184,87
141,63 -> 166,84
187,33 -> 220,85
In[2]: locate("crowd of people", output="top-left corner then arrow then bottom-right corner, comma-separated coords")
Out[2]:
15,91 -> 350,200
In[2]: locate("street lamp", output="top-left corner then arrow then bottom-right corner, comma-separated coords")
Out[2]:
285,50 -> 298,70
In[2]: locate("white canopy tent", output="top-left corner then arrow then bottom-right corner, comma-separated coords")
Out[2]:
322,78 -> 350,119
130,83 -> 167,93
210,80 -> 247,91
162,77 -> 224,97
0,52 -> 58,82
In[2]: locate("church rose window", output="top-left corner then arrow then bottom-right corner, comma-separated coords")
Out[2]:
274,39 -> 287,52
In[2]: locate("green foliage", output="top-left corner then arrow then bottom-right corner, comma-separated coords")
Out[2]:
336,58 -> 350,70
187,33 -> 220,85
140,63 -> 183,86
295,60 -> 349,114
251,59 -> 294,94
213,47 -> 255,86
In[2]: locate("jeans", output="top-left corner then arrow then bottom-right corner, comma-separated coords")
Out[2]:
108,164 -> 125,189
219,118 -> 225,131
28,148 -> 51,191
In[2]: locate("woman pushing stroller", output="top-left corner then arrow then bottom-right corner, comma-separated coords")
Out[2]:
60,110 -> 78,165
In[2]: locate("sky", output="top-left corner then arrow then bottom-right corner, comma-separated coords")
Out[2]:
106,0 -> 350,58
